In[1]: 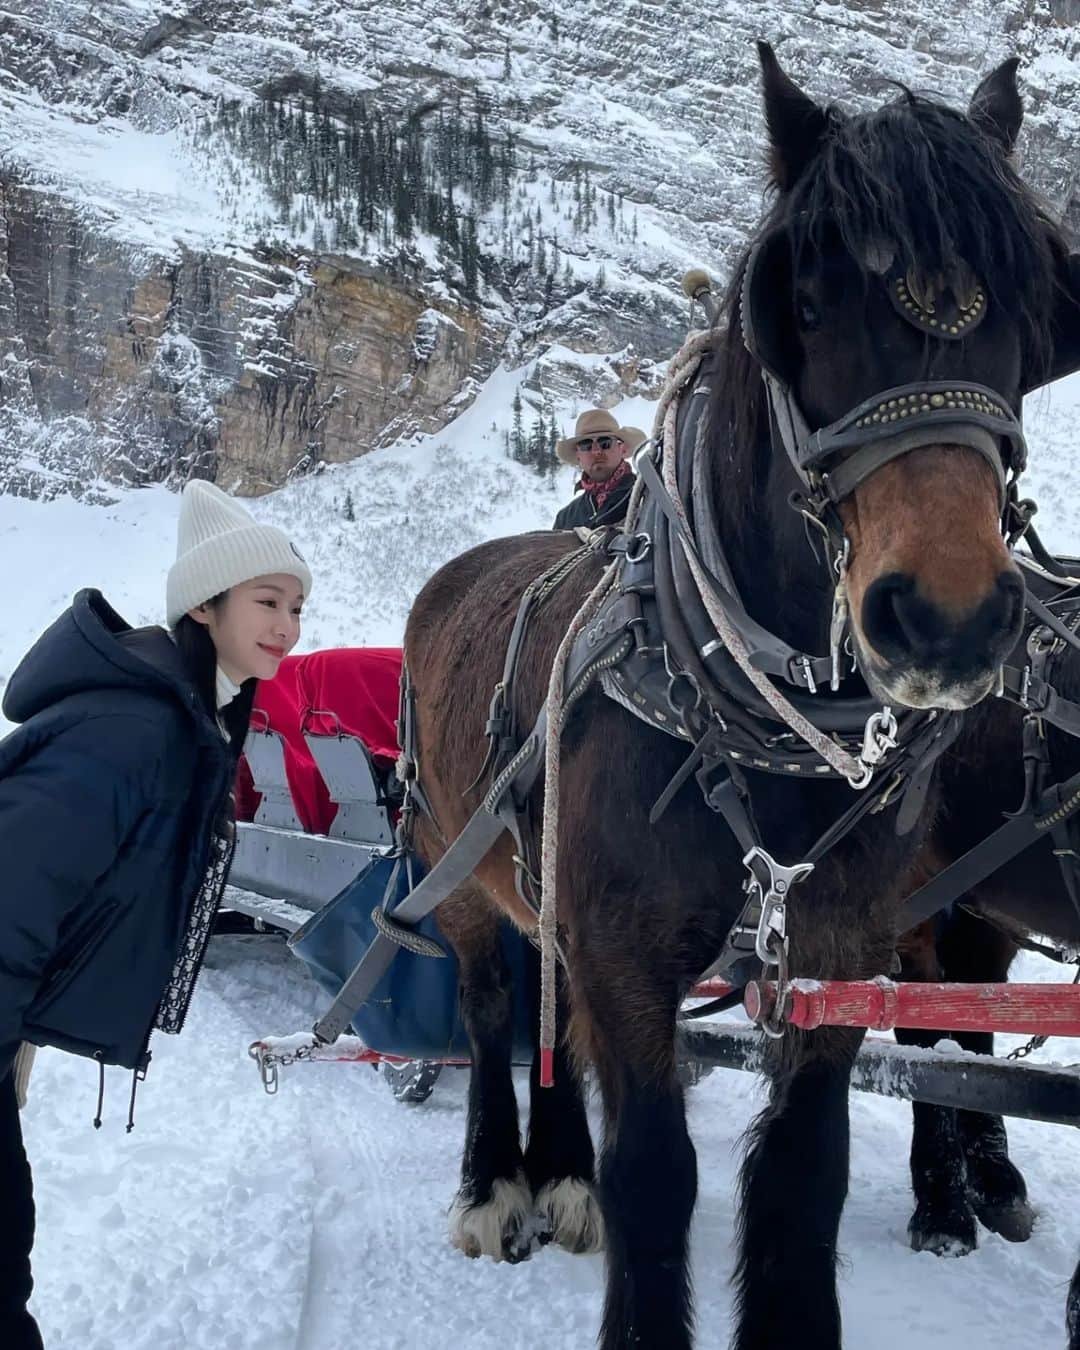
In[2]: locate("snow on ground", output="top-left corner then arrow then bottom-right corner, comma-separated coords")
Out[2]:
21,940 -> 1080,1349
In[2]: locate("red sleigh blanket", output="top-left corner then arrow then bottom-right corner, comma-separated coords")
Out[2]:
234,647 -> 403,833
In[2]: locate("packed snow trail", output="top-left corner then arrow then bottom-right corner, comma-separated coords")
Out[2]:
20,938 -> 1080,1348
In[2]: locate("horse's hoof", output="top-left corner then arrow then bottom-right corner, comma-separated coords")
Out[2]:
908,1203 -> 978,1257
973,1196 -> 1036,1243
449,1173 -> 535,1263
966,1155 -> 1033,1242
534,1177 -> 605,1254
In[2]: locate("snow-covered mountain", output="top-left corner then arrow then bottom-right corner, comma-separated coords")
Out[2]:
2,1 -> 1079,497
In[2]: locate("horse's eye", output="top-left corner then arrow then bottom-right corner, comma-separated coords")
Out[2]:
796,296 -> 821,331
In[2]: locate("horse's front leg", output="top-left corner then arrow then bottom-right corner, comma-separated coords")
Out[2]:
896,923 -> 978,1255
937,908 -> 1034,1243
573,956 -> 696,1350
437,888 -> 534,1263
734,1026 -> 860,1350
524,953 -> 603,1253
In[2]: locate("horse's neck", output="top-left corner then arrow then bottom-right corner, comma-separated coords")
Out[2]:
717,456 -> 834,657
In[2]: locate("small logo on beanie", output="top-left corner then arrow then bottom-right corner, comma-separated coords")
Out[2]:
290,542 -> 306,562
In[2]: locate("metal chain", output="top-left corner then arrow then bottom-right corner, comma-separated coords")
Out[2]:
1006,963 -> 1080,1060
248,1037 -> 318,1094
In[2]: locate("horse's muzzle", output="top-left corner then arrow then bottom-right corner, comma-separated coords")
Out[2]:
858,567 -> 1024,709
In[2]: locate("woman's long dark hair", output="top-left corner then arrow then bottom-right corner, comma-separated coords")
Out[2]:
171,592 -> 257,757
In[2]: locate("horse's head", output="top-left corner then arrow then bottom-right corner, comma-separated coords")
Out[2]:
743,45 -> 1075,711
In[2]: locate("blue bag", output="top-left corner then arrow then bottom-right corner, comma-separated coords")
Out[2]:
288,852 -> 533,1061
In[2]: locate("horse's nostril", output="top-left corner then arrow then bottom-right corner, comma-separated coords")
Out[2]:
861,573 -> 926,661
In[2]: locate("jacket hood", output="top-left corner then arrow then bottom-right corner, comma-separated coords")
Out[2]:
3,589 -> 203,726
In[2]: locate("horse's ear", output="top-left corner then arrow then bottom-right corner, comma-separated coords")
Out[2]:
758,40 -> 829,190
969,57 -> 1023,153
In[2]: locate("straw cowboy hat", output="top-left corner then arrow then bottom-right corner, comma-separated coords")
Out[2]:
555,410 -> 647,465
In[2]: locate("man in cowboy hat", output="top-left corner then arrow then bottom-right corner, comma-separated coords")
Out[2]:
552,410 -> 645,531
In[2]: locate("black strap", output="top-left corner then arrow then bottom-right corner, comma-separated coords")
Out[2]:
467,542 -> 595,794
1001,663 -> 1080,739
693,710 -> 964,985
901,768 -> 1080,934
635,450 -> 834,691
1024,591 -> 1080,658
313,801 -> 509,1044
1020,524 -> 1080,582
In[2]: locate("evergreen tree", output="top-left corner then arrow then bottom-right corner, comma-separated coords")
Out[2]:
546,412 -> 559,474
510,391 -> 525,462
461,215 -> 480,298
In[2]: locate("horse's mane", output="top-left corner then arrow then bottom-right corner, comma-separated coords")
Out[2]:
710,87 -> 1070,553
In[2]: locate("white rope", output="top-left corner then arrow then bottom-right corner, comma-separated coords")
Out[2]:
537,560 -> 619,1087
651,333 -> 867,784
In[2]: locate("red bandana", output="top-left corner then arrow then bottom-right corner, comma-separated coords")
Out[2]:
578,458 -> 632,511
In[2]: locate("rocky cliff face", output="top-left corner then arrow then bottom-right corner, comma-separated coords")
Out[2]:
0,182 -> 508,495
1,0 -> 1078,498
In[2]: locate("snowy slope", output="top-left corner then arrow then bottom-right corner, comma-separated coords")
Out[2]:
5,0 -> 1079,272
0,356 -> 655,729
4,0 -> 1080,498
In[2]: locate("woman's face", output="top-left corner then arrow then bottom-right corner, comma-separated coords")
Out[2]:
189,574 -> 304,683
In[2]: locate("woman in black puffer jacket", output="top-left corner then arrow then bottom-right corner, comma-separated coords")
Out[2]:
0,480 -> 312,1349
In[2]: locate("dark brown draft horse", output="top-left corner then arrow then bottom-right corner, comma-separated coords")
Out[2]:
404,48 -> 1066,1350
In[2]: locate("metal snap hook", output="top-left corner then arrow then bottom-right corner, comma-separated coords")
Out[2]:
624,532 -> 652,564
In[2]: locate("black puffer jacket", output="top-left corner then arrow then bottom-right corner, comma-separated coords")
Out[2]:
552,471 -> 636,531
0,590 -> 234,1072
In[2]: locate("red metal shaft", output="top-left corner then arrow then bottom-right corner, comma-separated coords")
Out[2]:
690,979 -> 736,1000
745,977 -> 1080,1036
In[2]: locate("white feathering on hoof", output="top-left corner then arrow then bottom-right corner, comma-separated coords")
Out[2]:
536,1177 -> 605,1254
448,1172 -> 534,1262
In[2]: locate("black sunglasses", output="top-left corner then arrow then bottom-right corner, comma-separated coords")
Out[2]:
576,435 -> 619,453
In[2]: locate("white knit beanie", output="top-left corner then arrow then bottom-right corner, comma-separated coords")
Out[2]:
166,480 -> 313,626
